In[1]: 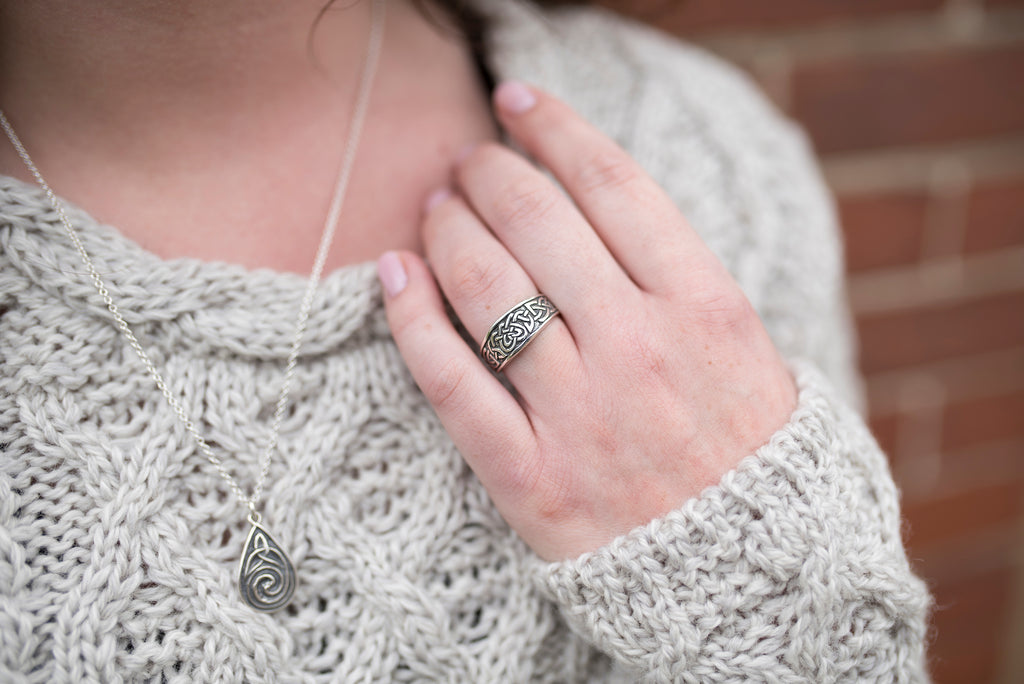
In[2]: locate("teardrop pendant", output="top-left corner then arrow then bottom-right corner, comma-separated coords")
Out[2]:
238,516 -> 296,612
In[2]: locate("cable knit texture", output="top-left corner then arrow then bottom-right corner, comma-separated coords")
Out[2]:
0,1 -> 929,681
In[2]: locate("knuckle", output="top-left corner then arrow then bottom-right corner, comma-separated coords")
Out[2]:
494,177 -> 561,229
498,449 -> 546,501
521,452 -> 580,523
387,304 -> 427,343
689,286 -> 757,335
574,149 -> 642,195
422,357 -> 471,412
450,254 -> 514,302
386,290 -> 436,344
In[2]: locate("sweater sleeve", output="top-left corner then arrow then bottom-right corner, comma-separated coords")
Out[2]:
482,4 -> 931,679
533,362 -> 931,683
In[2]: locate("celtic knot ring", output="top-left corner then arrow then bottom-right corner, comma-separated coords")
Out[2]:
480,294 -> 560,372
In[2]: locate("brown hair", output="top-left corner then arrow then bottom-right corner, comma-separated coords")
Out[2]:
409,1 -> 679,58
316,1 -> 676,90
408,0 -> 584,51
404,0 -> 603,90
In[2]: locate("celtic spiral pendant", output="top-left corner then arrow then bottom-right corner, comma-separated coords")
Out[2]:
238,515 -> 296,612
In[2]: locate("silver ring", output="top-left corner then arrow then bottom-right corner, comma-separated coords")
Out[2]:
480,294 -> 560,372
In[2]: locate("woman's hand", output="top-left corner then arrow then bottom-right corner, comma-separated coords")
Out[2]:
377,82 -> 797,561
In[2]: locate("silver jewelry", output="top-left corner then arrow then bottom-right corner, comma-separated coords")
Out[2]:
0,0 -> 387,614
480,294 -> 560,372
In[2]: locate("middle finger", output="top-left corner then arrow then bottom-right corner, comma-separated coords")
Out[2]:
455,143 -> 640,344
423,192 -> 581,401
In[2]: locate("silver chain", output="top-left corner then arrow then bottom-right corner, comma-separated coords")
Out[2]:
0,0 -> 387,519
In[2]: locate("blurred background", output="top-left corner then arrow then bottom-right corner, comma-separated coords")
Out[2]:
601,0 -> 1024,682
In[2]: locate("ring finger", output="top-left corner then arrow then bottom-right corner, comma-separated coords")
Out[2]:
424,191 -> 580,405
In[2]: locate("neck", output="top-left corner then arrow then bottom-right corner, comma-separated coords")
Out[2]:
0,0 -> 501,273
0,0 -> 398,158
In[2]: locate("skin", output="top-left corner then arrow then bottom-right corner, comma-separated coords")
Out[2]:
381,82 -> 797,561
0,0 -> 497,272
0,1 -> 796,563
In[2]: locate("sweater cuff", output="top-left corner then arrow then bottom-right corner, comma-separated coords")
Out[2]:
532,361 -> 931,682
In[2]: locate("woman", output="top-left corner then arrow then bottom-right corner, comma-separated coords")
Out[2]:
0,0 -> 930,681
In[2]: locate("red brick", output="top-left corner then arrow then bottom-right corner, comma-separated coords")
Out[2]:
950,437 -> 1024,473
857,290 -> 1024,373
902,479 -> 1023,549
940,439 -> 1024,494
884,415 -> 1024,501
839,191 -> 928,271
965,175 -> 1024,253
620,0 -> 946,34
868,413 -> 900,456
866,349 -> 1024,412
942,390 -> 1024,450
924,566 -> 1015,684
791,46 -> 1024,154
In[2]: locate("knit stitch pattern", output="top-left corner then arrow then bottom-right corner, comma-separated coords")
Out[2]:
1,2 -> 929,681
536,363 -> 930,682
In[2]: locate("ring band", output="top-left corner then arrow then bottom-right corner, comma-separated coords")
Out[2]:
480,294 -> 560,372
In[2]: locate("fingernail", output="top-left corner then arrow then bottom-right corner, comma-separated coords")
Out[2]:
424,187 -> 451,213
494,80 -> 536,115
377,251 -> 408,298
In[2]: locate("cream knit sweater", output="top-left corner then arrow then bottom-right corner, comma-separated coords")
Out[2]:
0,2 -> 930,682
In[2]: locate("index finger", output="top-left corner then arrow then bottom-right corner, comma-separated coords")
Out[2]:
493,81 -> 713,294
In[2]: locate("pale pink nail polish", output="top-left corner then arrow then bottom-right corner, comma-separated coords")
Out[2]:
494,80 -> 536,115
377,251 -> 408,298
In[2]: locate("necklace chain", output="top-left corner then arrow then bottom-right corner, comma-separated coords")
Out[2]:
0,0 -> 387,519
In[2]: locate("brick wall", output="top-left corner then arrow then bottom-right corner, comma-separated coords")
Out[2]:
608,1 -> 1024,681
